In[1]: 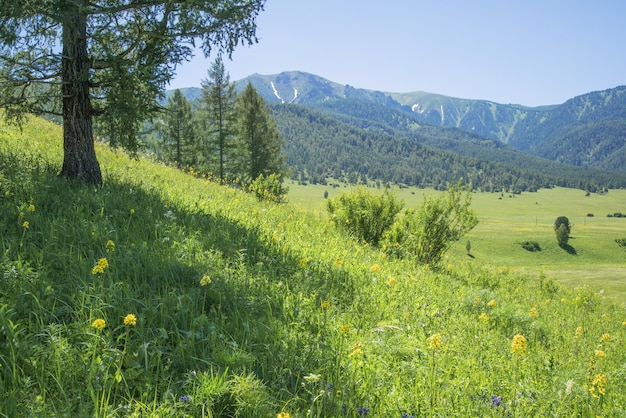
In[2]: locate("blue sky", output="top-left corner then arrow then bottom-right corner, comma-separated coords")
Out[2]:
168,0 -> 626,106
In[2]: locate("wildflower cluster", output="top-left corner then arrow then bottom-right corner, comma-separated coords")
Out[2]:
105,240 -> 115,253
511,334 -> 527,356
575,326 -> 584,339
200,275 -> 212,286
92,257 -> 109,275
349,341 -> 363,357
589,373 -> 607,398
428,333 -> 443,350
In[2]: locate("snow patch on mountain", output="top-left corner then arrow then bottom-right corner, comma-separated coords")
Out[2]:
270,82 -> 284,103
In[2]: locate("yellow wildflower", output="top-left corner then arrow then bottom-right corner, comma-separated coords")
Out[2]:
91,257 -> 109,275
277,412 -> 291,418
299,258 -> 308,268
511,334 -> 527,356
403,312 -> 410,320
594,350 -> 606,358
622,320 -> 626,328
590,373 -> 607,397
340,325 -> 350,335
479,312 -> 489,323
123,314 -> 137,326
321,300 -> 330,309
27,204 -> 35,212
22,221 -> 29,229
387,277 -> 397,286
92,318 -> 106,331
428,333 -> 443,350
129,208 -> 135,215
333,257 -> 342,267
200,275 -> 212,286
488,299 -> 497,307
575,326 -> 583,339
529,307 -> 538,318
473,296 -> 481,305
349,341 -> 363,357
370,264 -> 381,272
105,240 -> 115,253
600,333 -> 610,343
19,211 -> 25,218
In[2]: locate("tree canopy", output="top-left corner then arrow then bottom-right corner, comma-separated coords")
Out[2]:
0,0 -> 265,185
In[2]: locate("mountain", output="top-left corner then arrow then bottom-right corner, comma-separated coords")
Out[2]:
167,72 -> 626,190
236,72 -> 626,172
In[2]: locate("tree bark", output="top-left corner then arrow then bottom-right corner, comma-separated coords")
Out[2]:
59,0 -> 103,186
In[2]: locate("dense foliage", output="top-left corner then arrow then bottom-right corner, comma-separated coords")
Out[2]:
267,103 -> 626,192
152,80 -> 287,188
0,0 -> 264,185
383,182 -> 479,265
326,187 -> 404,246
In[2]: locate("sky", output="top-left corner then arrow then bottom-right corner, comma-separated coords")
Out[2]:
167,0 -> 626,107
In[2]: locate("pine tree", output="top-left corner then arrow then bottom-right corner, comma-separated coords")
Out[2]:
200,57 -> 237,180
235,83 -> 286,182
162,90 -> 196,169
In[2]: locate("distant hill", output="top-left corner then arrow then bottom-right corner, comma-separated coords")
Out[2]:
167,72 -> 626,190
235,72 -> 626,172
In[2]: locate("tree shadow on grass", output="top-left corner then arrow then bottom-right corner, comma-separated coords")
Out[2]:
560,243 -> 577,255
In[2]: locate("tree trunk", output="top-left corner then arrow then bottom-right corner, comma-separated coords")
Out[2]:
59,0 -> 103,186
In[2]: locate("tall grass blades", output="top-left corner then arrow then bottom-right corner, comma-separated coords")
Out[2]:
0,116 -> 625,416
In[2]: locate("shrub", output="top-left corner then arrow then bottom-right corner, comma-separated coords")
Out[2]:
554,216 -> 571,234
383,181 -> 478,265
554,216 -> 571,247
556,224 -> 569,247
521,241 -> 541,252
326,187 -> 403,246
248,173 -> 288,203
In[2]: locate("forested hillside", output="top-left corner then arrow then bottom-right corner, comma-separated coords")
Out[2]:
237,72 -> 626,173
270,104 -> 626,191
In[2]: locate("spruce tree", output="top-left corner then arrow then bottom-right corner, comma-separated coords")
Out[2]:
200,57 -> 237,180
235,83 -> 286,182
162,90 -> 196,169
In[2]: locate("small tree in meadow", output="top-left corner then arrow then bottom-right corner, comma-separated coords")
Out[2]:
554,216 -> 571,247
326,187 -> 404,246
555,224 -> 570,247
383,181 -> 478,265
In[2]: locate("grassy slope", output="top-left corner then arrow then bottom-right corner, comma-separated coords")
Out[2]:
1,117 -> 625,417
287,180 -> 626,300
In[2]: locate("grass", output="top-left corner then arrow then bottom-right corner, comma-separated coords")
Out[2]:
287,180 -> 626,300
1,117 -> 625,417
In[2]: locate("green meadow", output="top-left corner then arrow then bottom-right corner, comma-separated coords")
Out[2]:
287,181 -> 626,301
1,117 -> 625,417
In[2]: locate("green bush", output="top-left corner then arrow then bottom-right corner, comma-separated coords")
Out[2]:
326,187 -> 403,246
248,173 -> 288,203
383,181 -> 478,265
521,241 -> 541,252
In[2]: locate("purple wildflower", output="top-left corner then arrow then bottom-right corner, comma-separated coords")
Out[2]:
491,395 -> 502,407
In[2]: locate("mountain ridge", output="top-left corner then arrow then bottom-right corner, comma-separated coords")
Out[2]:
231,72 -> 626,171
